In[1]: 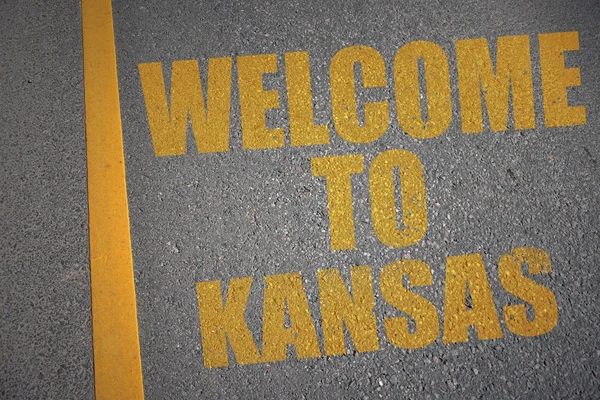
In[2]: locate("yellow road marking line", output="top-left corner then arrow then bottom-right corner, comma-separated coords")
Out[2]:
82,0 -> 144,398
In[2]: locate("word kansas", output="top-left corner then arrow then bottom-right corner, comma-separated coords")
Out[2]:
196,247 -> 557,368
138,31 -> 585,156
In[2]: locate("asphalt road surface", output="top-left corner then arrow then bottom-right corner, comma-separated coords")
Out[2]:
2,0 -> 600,398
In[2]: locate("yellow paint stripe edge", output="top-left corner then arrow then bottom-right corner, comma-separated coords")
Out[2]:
82,0 -> 144,398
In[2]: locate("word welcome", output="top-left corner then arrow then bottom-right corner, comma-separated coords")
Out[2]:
138,31 -> 585,156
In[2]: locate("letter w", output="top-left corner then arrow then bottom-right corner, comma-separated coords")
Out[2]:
138,58 -> 232,156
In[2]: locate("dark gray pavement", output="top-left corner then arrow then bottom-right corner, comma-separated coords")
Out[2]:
2,0 -> 600,398
1,1 -> 93,398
